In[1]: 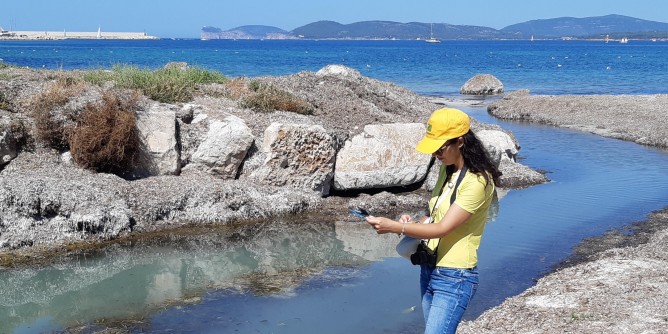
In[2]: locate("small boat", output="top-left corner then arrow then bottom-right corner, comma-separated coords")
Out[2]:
620,37 -> 628,44
425,23 -> 440,43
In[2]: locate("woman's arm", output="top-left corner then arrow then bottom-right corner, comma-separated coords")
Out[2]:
366,204 -> 472,239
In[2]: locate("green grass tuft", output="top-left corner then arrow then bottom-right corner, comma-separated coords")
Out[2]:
83,65 -> 227,103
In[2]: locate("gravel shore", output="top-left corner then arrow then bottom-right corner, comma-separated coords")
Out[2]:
458,92 -> 668,333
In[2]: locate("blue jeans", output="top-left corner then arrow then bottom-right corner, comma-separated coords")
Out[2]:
420,265 -> 479,334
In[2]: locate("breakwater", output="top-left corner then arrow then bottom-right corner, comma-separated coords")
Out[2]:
0,30 -> 158,40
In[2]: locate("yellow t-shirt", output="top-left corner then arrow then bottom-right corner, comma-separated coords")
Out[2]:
426,164 -> 495,268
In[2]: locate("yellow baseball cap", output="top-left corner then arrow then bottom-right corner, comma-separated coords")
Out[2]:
416,108 -> 470,154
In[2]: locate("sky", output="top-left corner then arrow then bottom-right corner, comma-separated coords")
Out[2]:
1,0 -> 667,38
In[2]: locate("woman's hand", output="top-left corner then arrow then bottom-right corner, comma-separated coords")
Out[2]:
365,216 -> 399,235
398,214 -> 413,224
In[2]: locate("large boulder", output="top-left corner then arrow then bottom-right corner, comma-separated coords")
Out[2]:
475,129 -> 518,167
252,123 -> 337,195
461,74 -> 504,96
134,104 -> 181,176
188,115 -> 254,178
334,123 -> 431,190
423,128 -> 522,191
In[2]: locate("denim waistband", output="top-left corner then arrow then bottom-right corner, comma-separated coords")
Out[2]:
436,266 -> 477,272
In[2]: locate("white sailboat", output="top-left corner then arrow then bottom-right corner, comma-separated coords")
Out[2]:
425,23 -> 440,43
97,27 -> 101,39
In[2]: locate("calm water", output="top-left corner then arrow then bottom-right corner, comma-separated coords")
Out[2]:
1,40 -> 668,333
2,39 -> 668,96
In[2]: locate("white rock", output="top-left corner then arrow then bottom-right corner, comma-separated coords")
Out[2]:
252,123 -> 336,195
135,106 -> 180,176
334,123 -> 431,190
190,116 -> 254,178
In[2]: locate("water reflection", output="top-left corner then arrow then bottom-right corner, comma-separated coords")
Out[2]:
3,108 -> 668,333
0,219 -> 399,333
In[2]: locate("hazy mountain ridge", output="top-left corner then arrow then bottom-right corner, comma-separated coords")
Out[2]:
202,15 -> 668,40
502,14 -> 668,38
201,25 -> 297,40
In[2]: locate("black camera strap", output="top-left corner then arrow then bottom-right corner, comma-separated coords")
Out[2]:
449,164 -> 468,205
429,164 -> 468,217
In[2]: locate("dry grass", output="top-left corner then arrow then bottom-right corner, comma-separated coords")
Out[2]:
224,77 -> 253,99
69,91 -> 142,175
8,118 -> 32,150
240,81 -> 314,115
0,91 -> 12,111
29,77 -> 87,150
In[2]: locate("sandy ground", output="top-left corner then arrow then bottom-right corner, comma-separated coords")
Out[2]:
457,92 -> 668,333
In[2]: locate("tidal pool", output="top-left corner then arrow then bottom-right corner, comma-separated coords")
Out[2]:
3,106 -> 668,333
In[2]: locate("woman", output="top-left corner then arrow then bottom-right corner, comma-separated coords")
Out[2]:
366,107 -> 501,334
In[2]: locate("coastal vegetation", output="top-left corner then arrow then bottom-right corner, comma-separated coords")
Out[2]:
240,80 -> 314,115
0,91 -> 12,110
9,64 -> 319,177
31,77 -> 87,150
83,64 -> 227,103
69,91 -> 142,174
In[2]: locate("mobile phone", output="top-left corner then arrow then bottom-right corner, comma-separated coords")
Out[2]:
349,207 -> 370,219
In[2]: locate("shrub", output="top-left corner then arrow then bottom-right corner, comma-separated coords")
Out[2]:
248,80 -> 262,92
0,92 -> 12,111
30,77 -> 86,150
240,83 -> 314,115
10,118 -> 32,148
69,91 -> 142,175
83,65 -> 227,103
221,77 -> 252,99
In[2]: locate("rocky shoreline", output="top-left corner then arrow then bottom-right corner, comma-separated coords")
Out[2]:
2,62 -> 667,333
458,92 -> 668,333
0,64 -> 545,265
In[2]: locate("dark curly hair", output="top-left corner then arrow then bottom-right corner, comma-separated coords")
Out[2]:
444,130 -> 501,187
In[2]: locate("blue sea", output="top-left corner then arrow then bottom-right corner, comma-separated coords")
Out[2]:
2,39 -> 668,97
2,39 -> 668,334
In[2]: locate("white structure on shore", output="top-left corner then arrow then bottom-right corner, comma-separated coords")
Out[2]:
0,26 -> 16,38
0,28 -> 158,40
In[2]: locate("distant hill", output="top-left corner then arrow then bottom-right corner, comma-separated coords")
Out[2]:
202,15 -> 668,40
501,14 -> 668,38
201,25 -> 297,40
291,20 -> 507,39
